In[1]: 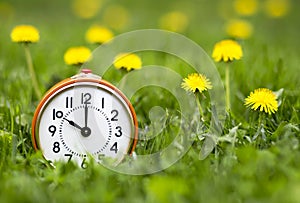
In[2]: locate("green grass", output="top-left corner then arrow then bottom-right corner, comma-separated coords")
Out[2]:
1,0 -> 300,202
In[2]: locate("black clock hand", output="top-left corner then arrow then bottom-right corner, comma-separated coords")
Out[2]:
63,118 -> 83,131
64,117 -> 91,137
84,104 -> 88,128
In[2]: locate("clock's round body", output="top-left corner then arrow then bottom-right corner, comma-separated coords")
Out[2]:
32,69 -> 138,167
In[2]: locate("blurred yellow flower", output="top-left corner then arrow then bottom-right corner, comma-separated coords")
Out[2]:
233,0 -> 258,16
264,0 -> 290,18
102,5 -> 130,31
85,25 -> 114,44
113,53 -> 142,71
245,88 -> 278,114
225,19 -> 253,39
64,46 -> 92,65
10,25 -> 39,43
72,0 -> 102,19
11,24 -> 41,98
212,39 -> 243,62
159,11 -> 189,33
181,73 -> 212,93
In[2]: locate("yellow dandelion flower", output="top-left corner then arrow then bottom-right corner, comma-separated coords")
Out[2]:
225,19 -> 253,40
212,39 -> 243,62
10,24 -> 41,98
72,0 -> 102,19
64,46 -> 92,66
102,5 -> 130,31
181,73 -> 212,93
212,39 -> 242,110
10,25 -> 39,43
233,0 -> 258,16
159,11 -> 189,33
85,25 -> 114,44
113,53 -> 142,71
264,0 -> 290,18
245,88 -> 278,114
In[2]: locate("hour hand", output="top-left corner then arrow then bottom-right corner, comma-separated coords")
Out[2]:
63,118 -> 83,130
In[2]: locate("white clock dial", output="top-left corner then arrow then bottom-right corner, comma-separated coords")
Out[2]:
33,78 -> 137,168
59,104 -> 112,157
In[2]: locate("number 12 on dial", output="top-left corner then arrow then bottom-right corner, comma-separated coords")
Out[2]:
31,69 -> 138,168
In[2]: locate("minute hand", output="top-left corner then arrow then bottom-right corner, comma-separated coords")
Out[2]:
63,118 -> 83,131
84,104 -> 88,128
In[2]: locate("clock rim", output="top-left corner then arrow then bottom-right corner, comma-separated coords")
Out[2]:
31,77 -> 138,157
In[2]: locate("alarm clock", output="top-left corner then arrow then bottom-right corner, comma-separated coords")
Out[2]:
31,69 -> 138,168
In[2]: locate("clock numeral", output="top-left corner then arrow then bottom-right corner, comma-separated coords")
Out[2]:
64,154 -> 73,162
48,125 -> 56,136
53,109 -> 63,120
53,142 -> 60,153
111,110 -> 119,121
81,93 -> 92,105
66,97 -> 73,108
110,142 -> 118,154
81,158 -> 88,169
115,126 -> 122,137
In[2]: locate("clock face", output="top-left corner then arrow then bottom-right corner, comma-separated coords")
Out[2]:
32,80 -> 137,168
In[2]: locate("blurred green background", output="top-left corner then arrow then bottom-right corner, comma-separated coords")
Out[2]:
1,0 -> 300,202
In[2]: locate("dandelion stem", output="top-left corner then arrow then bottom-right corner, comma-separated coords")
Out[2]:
11,134 -> 17,163
258,112 -> 266,129
258,112 -> 263,127
225,64 -> 231,111
24,44 -> 41,99
254,112 -> 266,148
195,91 -> 205,122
